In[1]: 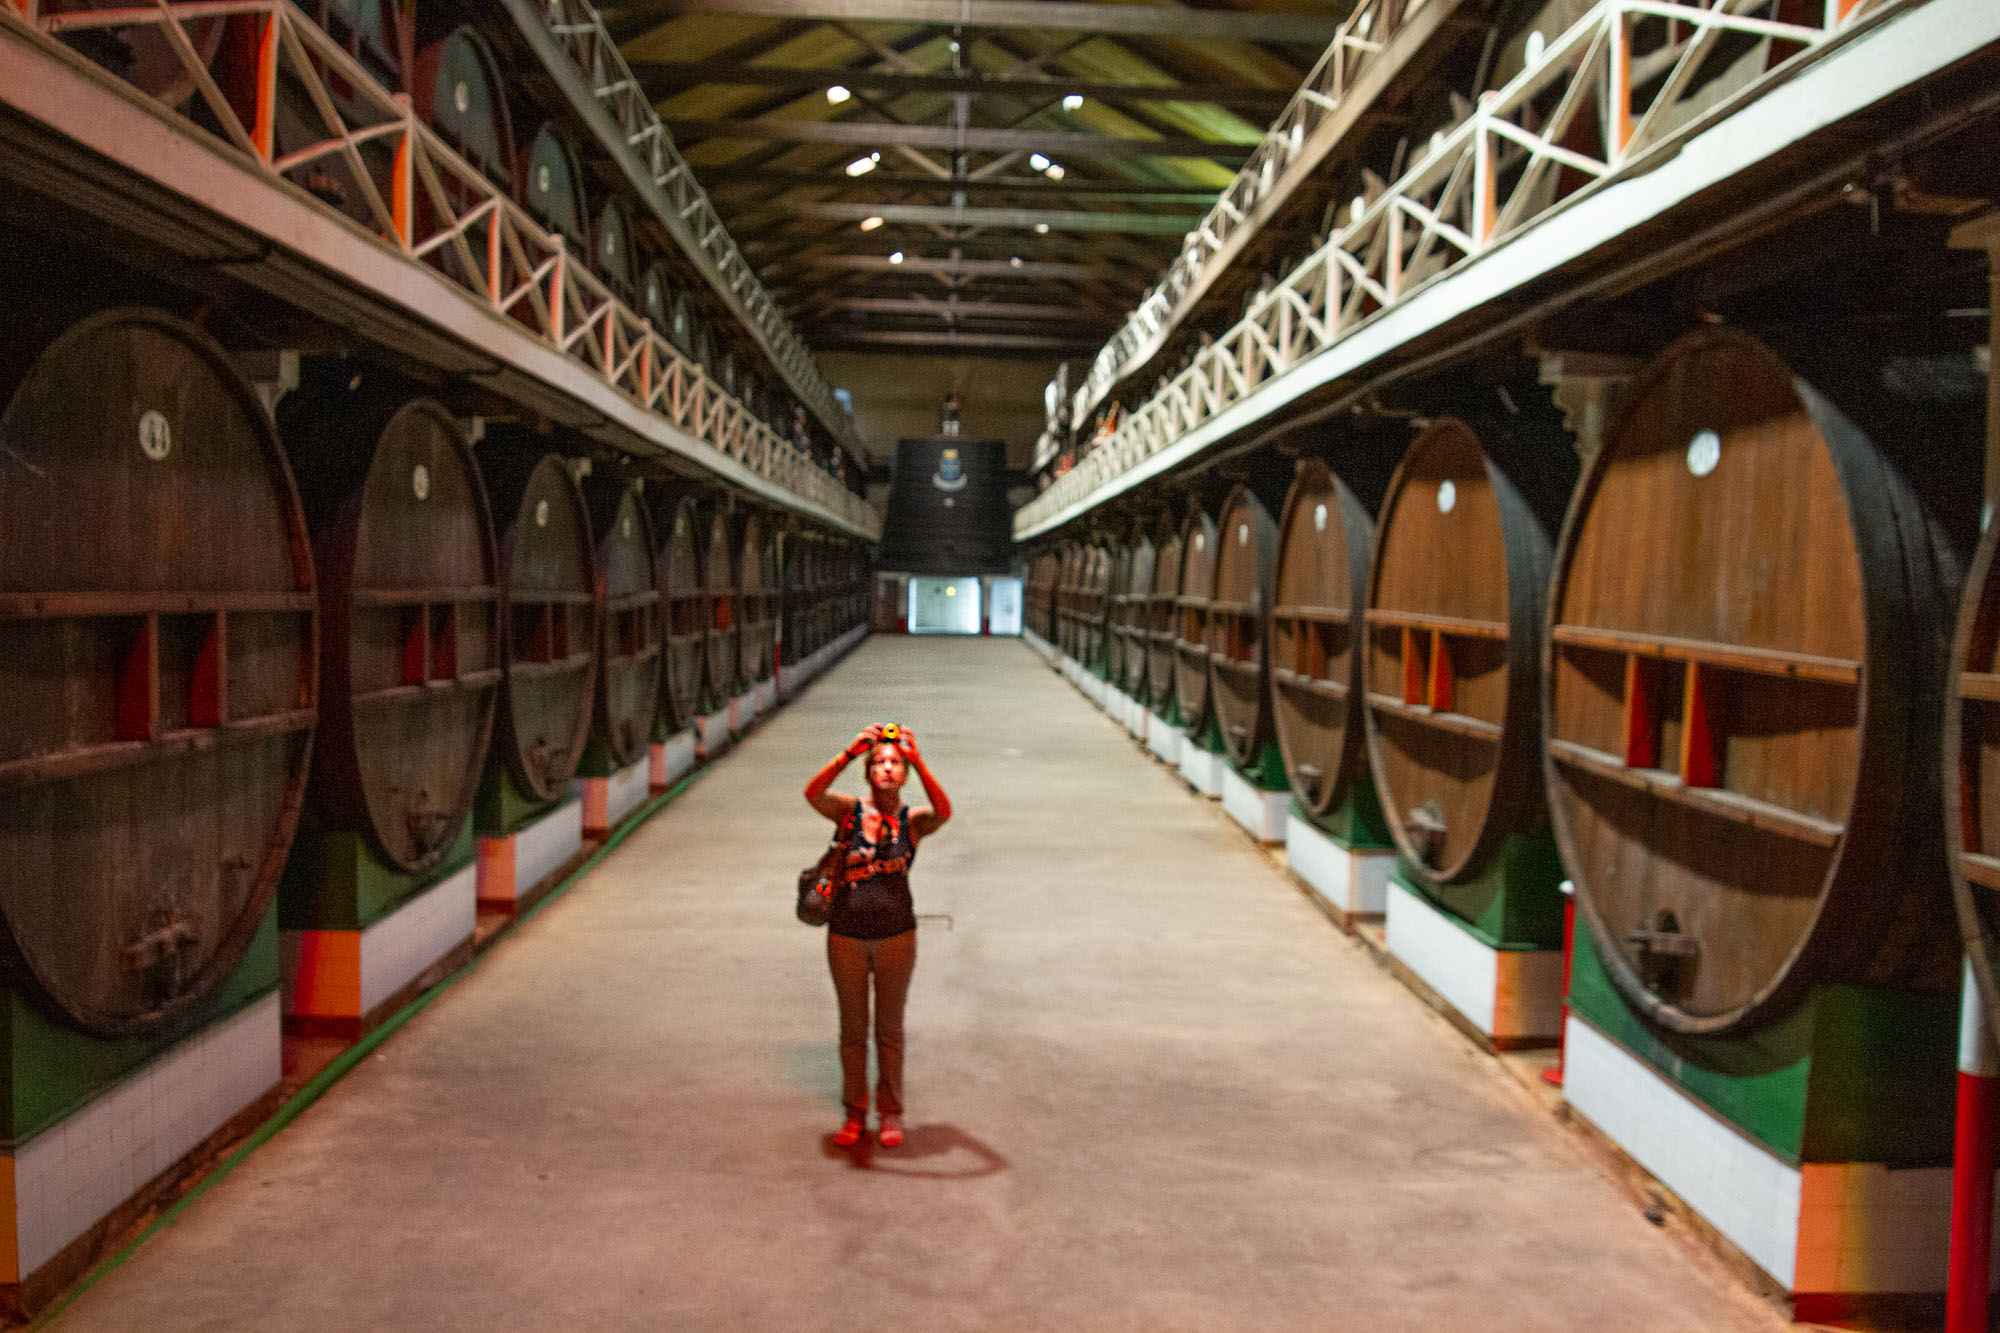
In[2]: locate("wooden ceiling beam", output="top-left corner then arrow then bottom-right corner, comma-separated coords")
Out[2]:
634,62 -> 1295,113
607,0 -> 1343,43
669,117 -> 1255,161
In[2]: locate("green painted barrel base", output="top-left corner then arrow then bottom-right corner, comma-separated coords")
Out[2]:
1290,774 -> 1393,850
1150,694 -> 1181,728
474,763 -> 562,838
1192,714 -> 1226,754
279,820 -> 476,934
576,734 -> 636,780
1393,832 -> 1565,950
1230,740 -> 1289,791
0,913 -> 278,1146
1569,925 -> 1955,1166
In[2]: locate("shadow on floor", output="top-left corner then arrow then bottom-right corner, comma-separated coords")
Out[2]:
821,1123 -> 1009,1179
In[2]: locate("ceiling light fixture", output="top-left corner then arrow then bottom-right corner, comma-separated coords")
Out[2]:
1034,222 -> 1050,234
859,216 -> 884,231
889,250 -> 905,264
1009,256 -> 1024,268
826,84 -> 851,104
1044,163 -> 1065,180
845,152 -> 881,177
1029,153 -> 1050,171
1062,94 -> 1084,111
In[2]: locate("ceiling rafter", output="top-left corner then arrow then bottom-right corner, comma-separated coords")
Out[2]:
608,0 -> 1344,44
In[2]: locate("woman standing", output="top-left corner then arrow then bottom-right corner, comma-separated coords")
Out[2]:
804,723 -> 952,1147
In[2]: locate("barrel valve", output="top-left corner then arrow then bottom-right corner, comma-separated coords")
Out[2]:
1627,909 -> 1700,994
1407,801 -> 1447,868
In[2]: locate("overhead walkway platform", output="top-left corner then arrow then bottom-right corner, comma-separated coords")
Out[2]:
50,637 -> 1779,1331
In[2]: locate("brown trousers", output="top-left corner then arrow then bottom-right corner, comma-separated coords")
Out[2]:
826,929 -> 916,1117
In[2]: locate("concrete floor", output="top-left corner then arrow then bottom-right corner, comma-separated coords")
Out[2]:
52,637 -> 1784,1331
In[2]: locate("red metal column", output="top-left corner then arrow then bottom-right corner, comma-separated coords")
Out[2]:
1948,959 -> 1997,1333
1541,880 -> 1576,1088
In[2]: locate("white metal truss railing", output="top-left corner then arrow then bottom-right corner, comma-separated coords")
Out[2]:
1062,0 -> 1413,435
1020,0 -> 1895,536
528,0 -> 863,457
5,0 -> 877,538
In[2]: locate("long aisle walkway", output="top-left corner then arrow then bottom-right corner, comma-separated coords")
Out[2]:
53,637 -> 1779,1331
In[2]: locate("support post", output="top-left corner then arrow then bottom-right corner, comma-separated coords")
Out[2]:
1949,958 -> 1997,1333
1541,880 -> 1576,1087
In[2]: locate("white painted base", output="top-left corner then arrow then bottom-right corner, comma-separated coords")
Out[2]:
476,796 -> 583,905
696,706 -> 732,758
1023,628 -> 1056,661
575,755 -> 650,834
1285,815 -> 1395,918
1565,1015 -> 2000,1298
281,861 -> 475,1023
1124,695 -> 1148,741
1221,765 -> 1289,843
1385,878 -> 1563,1043
1105,686 -> 1130,724
3,993 -> 279,1281
1147,712 -> 1182,766
731,690 -> 758,730
1177,740 -> 1224,798
649,731 -> 697,789
756,677 -> 777,711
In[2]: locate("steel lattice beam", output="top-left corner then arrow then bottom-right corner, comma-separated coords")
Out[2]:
608,0 -> 1345,43
669,117 -> 1256,161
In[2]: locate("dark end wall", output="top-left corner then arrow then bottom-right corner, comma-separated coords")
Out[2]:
819,352 -> 1061,473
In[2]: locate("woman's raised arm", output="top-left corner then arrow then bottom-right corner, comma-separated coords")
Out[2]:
805,725 -> 880,820
897,730 -> 952,840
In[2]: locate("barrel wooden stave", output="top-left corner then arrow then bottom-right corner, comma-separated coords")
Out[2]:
1146,515 -> 1183,714
654,492 -> 708,732
1364,419 -> 1552,884
1119,526 -> 1157,697
487,452 -> 597,802
1552,328 -> 1956,1035
586,478 -> 661,766
702,507 -> 741,701
1207,486 -> 1279,769
1271,460 -> 1376,819
1174,506 -> 1219,734
286,389 -> 499,875
0,309 -> 316,1036
738,511 -> 778,685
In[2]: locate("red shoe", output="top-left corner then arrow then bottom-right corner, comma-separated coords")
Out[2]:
878,1115 -> 904,1148
834,1117 -> 865,1148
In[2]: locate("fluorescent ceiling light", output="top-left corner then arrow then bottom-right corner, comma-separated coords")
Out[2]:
826,84 -> 851,104
1062,94 -> 1084,111
859,216 -> 884,231
889,250 -> 905,264
846,153 -> 880,176
1029,153 -> 1050,171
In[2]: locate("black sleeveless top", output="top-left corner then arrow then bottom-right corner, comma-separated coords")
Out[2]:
830,805 -> 917,940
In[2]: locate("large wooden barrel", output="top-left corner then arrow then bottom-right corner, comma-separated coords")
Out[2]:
485,452 -> 597,802
1551,329 -> 1958,1035
49,0 -> 226,109
585,478 -> 661,767
701,506 -> 741,701
595,198 -> 637,302
0,309 -> 316,1036
1174,504 -> 1220,736
1952,518 -> 2000,1035
738,511 -> 778,685
412,27 -> 515,193
653,491 -> 707,732
284,388 -> 499,877
1363,418 -> 1557,882
521,122 -> 589,254
1116,523 -> 1156,697
1207,486 -> 1279,770
1054,541 -> 1082,657
1077,543 -> 1112,671
1146,512 -> 1183,714
319,0 -> 403,91
1271,459 -> 1377,821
